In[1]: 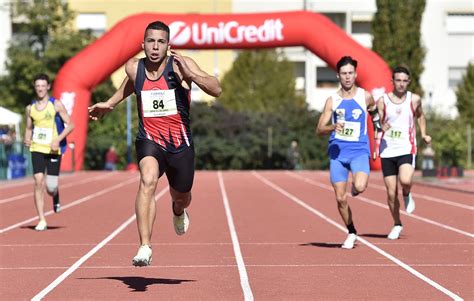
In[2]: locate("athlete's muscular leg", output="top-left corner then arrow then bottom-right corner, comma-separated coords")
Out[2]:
352,171 -> 369,194
136,157 -> 159,246
170,187 -> 191,216
398,164 -> 415,196
332,182 -> 353,225
383,175 -> 401,224
33,172 -> 46,222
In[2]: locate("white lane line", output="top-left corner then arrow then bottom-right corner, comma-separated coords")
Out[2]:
3,263 -> 471,270
287,172 -> 474,238
0,172 -> 83,190
218,171 -> 254,301
0,173 -> 115,204
3,242 -> 473,247
367,181 -> 473,210
254,172 -> 463,301
301,172 -> 473,210
0,177 -> 138,234
30,187 -> 169,301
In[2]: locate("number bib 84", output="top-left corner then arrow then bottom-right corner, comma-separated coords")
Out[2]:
141,89 -> 177,118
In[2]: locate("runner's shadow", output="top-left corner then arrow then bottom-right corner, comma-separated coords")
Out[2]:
300,242 -> 341,248
83,276 -> 195,292
359,233 -> 387,239
21,226 -> 64,231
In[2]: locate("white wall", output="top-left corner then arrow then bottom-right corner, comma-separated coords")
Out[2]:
421,0 -> 474,118
0,0 -> 12,76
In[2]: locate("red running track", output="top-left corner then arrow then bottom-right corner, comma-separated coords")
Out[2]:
0,171 -> 472,300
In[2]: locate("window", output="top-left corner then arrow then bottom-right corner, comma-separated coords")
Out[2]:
351,12 -> 373,34
446,13 -> 474,34
316,66 -> 338,88
448,67 -> 466,89
294,61 -> 305,91
352,21 -> 371,34
323,13 -> 346,31
76,13 -> 106,36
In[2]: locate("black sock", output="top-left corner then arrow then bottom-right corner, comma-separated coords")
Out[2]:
395,223 -> 402,227
347,223 -> 357,234
53,191 -> 59,205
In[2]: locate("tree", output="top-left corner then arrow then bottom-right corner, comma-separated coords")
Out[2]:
0,0 -> 122,170
218,49 -> 305,113
0,0 -> 105,112
455,63 -> 474,124
425,113 -> 467,168
372,0 -> 426,96
191,102 -> 326,170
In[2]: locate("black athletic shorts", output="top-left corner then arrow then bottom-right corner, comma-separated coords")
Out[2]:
31,152 -> 61,175
381,154 -> 415,177
135,138 -> 195,193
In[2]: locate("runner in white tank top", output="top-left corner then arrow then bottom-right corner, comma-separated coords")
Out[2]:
379,91 -> 416,158
376,66 -> 431,240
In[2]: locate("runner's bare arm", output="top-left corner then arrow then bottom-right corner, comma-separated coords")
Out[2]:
316,97 -> 339,136
88,75 -> 134,120
171,50 -> 222,97
124,58 -> 139,84
377,96 -> 390,131
365,90 -> 376,111
414,93 -> 431,144
24,105 -> 33,147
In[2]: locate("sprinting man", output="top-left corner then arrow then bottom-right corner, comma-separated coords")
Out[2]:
377,66 -> 431,240
89,21 -> 221,266
316,56 -> 378,249
24,73 -> 75,231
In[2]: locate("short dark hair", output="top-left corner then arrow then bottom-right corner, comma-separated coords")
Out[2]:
144,21 -> 170,40
336,56 -> 358,72
392,66 -> 411,79
33,73 -> 50,84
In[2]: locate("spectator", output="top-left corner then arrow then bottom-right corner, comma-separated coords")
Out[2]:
287,140 -> 302,170
104,146 -> 119,171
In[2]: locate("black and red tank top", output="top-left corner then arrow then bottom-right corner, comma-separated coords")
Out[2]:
134,57 -> 192,153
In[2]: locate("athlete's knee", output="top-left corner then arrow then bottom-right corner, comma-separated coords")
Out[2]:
45,175 -> 58,195
33,174 -> 45,188
140,173 -> 158,192
387,190 -> 398,201
173,191 -> 192,206
399,176 -> 412,187
336,196 -> 348,208
354,181 -> 367,194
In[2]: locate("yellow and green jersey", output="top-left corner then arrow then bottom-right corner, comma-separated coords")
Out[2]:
29,101 -> 61,155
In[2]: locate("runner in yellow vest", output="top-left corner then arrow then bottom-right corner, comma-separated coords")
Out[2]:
24,73 -> 74,231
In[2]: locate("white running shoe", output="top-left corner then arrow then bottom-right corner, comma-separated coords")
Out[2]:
173,208 -> 190,235
132,245 -> 152,267
341,233 -> 357,249
34,220 -> 47,231
404,193 -> 415,214
387,225 -> 403,240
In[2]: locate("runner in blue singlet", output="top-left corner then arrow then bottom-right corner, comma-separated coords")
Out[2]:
316,56 -> 378,249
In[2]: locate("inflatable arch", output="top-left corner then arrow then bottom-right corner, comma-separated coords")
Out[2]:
53,11 -> 391,171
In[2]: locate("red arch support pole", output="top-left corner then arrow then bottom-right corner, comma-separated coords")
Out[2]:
54,11 -> 391,171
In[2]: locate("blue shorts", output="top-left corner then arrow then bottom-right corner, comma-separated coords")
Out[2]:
330,153 -> 370,184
